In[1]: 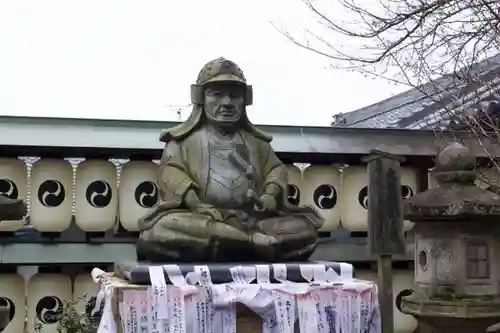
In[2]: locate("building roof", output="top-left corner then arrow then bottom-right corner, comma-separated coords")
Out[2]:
2,114 -> 500,159
332,54 -> 500,129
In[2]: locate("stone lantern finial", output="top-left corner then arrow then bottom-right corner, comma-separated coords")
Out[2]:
434,142 -> 476,186
405,142 -> 500,221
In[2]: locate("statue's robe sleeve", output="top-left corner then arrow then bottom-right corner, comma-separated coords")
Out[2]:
158,139 -> 199,203
138,134 -> 205,230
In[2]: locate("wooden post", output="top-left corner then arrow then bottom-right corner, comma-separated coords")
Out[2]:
363,150 -> 406,333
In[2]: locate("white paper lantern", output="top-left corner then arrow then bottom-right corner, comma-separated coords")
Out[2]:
73,273 -> 99,314
302,165 -> 341,231
285,164 -> 302,207
355,269 -> 417,333
393,271 -> 418,333
0,274 -> 25,333
75,160 -> 117,232
341,166 -> 417,232
30,159 -> 73,232
0,158 -> 27,232
341,166 -> 369,232
401,168 -> 417,231
27,273 -> 72,333
119,161 -> 159,231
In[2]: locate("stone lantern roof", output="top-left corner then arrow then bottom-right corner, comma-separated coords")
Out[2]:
404,142 -> 500,222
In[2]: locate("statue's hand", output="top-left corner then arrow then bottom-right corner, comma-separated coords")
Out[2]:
194,203 -> 224,221
255,193 -> 277,212
184,189 -> 223,221
184,188 -> 201,209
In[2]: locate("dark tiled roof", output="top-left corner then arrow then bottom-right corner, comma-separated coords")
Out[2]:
332,54 -> 500,129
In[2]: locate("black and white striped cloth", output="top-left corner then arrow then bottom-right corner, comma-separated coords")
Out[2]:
116,261 -> 354,285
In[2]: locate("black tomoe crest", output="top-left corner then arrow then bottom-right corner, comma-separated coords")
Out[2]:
85,181 -> 112,208
134,181 -> 159,208
401,185 -> 414,199
358,186 -> 369,209
38,180 -> 65,207
35,296 -> 63,324
0,179 -> 18,199
286,184 -> 300,206
313,184 -> 337,209
0,297 -> 15,332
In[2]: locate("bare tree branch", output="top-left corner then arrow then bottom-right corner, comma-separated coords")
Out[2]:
278,0 -> 499,88
279,0 -> 500,185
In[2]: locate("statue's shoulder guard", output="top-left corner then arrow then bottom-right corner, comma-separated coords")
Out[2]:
159,118 -> 203,143
159,125 -> 184,143
250,132 -> 275,155
239,125 -> 272,147
249,127 -> 273,144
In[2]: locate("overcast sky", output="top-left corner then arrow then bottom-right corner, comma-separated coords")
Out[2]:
0,0 -> 408,126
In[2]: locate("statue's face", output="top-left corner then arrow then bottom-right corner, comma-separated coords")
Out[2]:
204,82 -> 245,126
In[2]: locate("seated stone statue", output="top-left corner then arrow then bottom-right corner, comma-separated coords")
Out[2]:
137,57 -> 324,262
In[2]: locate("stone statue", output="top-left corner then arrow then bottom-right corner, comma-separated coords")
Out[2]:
136,57 -> 324,263
0,194 -> 26,223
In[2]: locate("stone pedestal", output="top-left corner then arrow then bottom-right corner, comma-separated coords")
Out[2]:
91,261 -> 380,333
112,262 -> 352,333
403,292 -> 500,333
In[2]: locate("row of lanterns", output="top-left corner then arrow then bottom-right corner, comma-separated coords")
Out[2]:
0,158 -> 420,234
2,156 -> 498,234
282,165 -> 499,233
0,158 -> 157,233
0,272 -> 98,333
0,270 -> 415,333
0,158 -> 416,233
287,165 -> 418,232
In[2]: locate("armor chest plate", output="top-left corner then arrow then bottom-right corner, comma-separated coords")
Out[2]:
204,134 -> 252,208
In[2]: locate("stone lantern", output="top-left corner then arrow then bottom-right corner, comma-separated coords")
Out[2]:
400,142 -> 500,333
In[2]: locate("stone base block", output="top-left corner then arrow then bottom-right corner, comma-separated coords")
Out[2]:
91,261 -> 376,333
